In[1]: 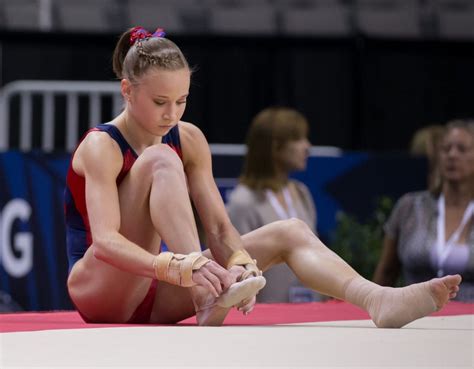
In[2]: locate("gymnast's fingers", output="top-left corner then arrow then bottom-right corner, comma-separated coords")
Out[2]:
192,271 -> 219,298
205,261 -> 235,290
199,265 -> 224,295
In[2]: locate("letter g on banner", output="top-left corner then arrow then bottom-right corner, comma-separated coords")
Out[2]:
0,199 -> 33,278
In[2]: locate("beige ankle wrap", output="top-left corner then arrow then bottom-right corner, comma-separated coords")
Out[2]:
153,251 -> 210,287
226,249 -> 262,280
344,277 -> 437,328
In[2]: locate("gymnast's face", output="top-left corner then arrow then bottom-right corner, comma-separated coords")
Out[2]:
439,127 -> 474,182
123,67 -> 190,136
276,137 -> 311,172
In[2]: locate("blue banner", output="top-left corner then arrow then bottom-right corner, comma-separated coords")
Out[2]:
0,151 -> 70,311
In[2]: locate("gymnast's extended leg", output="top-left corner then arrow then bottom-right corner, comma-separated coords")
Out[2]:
240,219 -> 461,328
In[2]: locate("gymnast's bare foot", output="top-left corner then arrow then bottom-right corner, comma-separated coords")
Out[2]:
429,274 -> 462,309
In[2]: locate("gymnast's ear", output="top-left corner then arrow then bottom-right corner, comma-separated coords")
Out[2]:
121,78 -> 132,101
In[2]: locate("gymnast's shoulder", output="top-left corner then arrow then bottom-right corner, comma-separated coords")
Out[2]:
176,121 -> 207,143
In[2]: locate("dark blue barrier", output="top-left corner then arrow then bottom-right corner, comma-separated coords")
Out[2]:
0,151 -> 426,311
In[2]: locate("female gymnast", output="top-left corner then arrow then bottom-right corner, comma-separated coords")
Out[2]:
65,27 -> 461,327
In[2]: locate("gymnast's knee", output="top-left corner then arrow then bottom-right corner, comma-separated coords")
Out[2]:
278,218 -> 317,245
141,144 -> 184,175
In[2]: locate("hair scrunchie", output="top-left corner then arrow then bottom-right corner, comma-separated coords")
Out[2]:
130,26 -> 166,46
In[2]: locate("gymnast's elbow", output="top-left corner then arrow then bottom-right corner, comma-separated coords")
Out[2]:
91,234 -> 116,263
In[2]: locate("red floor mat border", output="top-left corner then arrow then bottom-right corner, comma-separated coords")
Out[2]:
1,300 -> 472,333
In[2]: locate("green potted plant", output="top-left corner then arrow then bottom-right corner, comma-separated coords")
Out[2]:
329,196 -> 394,280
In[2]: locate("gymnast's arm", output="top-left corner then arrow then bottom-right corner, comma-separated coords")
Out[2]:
180,122 -> 246,267
73,132 -> 158,278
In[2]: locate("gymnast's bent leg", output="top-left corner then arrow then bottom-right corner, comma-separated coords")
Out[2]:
123,144 -> 254,325
241,219 -> 461,328
129,145 -> 258,325
68,145 -> 227,324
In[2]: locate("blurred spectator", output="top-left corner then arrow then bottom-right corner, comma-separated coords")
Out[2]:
227,106 -> 320,302
373,120 -> 474,301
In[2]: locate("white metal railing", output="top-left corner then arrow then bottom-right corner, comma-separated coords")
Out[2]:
0,80 -> 343,156
0,80 -> 123,151
38,0 -> 54,31
208,144 -> 342,157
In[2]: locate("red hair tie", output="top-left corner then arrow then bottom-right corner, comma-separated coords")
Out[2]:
130,26 -> 166,46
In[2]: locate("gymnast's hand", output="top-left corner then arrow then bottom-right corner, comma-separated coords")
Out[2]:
229,265 -> 257,315
192,260 -> 236,298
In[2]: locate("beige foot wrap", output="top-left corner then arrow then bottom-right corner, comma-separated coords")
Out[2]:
216,276 -> 266,308
226,249 -> 262,281
153,251 -> 210,287
344,277 -> 437,328
195,250 -> 266,326
196,276 -> 267,326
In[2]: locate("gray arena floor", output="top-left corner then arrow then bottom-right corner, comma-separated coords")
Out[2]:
1,314 -> 472,368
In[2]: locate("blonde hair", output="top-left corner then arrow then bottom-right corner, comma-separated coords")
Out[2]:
410,125 -> 445,157
410,125 -> 445,194
112,28 -> 189,83
444,119 -> 474,138
240,107 -> 309,191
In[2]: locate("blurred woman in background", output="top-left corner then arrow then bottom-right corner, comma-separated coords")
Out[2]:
374,120 -> 474,301
227,107 -> 318,302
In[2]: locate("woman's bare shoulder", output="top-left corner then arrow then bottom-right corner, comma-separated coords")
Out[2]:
178,121 -> 206,142
177,121 -> 210,163
73,129 -> 122,175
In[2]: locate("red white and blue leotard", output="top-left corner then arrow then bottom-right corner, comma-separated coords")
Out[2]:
64,123 -> 182,273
